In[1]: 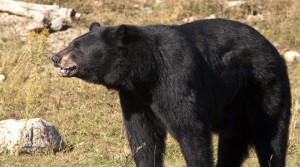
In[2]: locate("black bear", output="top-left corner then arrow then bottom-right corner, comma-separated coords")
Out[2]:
52,19 -> 291,167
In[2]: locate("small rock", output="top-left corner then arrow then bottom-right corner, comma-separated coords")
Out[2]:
0,74 -> 5,82
205,14 -> 216,19
182,16 -> 197,23
92,1 -> 103,7
75,13 -> 81,19
155,0 -> 163,5
247,14 -> 264,22
27,20 -> 45,31
284,51 -> 300,63
0,118 -> 64,154
50,17 -> 63,31
32,12 -> 46,24
132,4 -> 152,13
224,1 -> 246,8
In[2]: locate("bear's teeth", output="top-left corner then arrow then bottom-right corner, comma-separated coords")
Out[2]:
59,69 -> 69,76
59,66 -> 76,77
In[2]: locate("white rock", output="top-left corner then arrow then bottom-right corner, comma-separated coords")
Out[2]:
247,14 -> 264,22
75,13 -> 81,19
51,17 -> 63,31
155,0 -> 163,5
0,118 -> 64,154
205,14 -> 216,19
27,20 -> 44,31
284,51 -> 300,63
0,74 -> 5,81
224,1 -> 246,8
182,16 -> 197,23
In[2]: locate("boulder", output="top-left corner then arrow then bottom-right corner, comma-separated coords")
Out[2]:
0,118 -> 64,154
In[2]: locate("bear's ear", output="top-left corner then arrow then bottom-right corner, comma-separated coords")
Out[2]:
89,22 -> 101,31
113,24 -> 129,48
113,24 -> 137,48
114,25 -> 128,40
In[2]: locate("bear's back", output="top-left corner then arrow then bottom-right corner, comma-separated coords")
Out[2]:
173,19 -> 286,84
174,19 -> 279,62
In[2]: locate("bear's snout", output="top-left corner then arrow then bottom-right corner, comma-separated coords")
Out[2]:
51,55 -> 61,67
51,49 -> 79,77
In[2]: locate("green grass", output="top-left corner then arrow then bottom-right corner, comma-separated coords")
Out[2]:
0,0 -> 299,166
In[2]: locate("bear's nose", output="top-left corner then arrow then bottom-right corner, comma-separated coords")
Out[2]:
51,55 -> 61,67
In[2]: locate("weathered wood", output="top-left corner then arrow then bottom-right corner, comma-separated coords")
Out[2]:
0,0 -> 80,31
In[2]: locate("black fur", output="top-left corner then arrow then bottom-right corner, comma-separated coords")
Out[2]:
52,19 -> 291,167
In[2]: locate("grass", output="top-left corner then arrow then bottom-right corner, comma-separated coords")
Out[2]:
0,0 -> 299,166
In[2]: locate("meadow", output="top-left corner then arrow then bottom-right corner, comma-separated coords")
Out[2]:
0,0 -> 299,166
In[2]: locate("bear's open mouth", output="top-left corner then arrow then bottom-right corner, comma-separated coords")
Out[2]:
59,66 -> 78,77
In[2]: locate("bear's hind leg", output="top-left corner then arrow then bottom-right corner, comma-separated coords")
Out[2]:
253,117 -> 289,167
253,81 -> 291,167
120,90 -> 167,167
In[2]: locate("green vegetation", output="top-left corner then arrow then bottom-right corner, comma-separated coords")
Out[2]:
0,0 -> 299,166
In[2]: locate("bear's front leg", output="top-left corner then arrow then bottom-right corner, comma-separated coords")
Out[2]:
119,90 -> 167,167
155,100 -> 214,167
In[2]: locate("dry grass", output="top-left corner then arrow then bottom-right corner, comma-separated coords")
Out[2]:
0,0 -> 299,166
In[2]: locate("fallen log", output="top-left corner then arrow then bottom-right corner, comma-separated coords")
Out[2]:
0,0 -> 81,31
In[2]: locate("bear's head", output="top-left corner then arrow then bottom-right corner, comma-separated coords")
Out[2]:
51,22 -> 143,89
